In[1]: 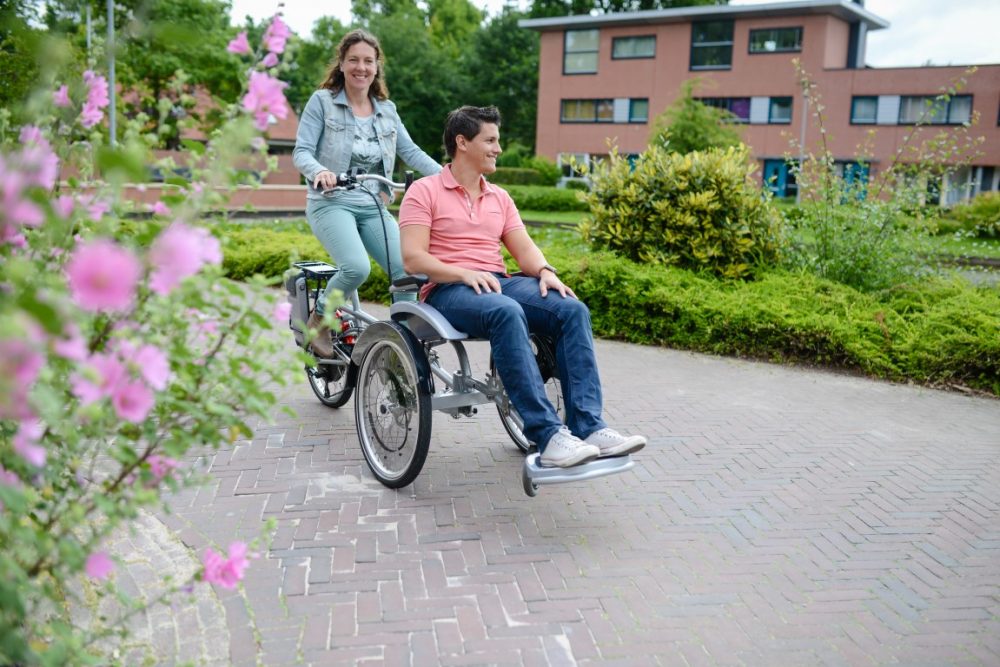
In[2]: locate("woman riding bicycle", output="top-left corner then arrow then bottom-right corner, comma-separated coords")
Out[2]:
292,28 -> 441,358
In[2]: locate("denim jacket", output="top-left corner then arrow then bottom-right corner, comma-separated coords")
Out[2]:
293,88 -> 441,200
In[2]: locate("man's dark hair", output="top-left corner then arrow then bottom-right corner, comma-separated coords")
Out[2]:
443,106 -> 502,159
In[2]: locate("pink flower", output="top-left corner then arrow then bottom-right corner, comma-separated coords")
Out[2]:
71,352 -> 126,405
0,338 -> 44,419
19,126 -> 59,190
6,199 -> 44,228
79,70 -> 110,129
148,223 -> 220,295
76,195 -> 110,221
52,323 -> 89,362
85,551 -> 114,580
227,31 -> 251,55
54,195 -> 75,218
66,239 -> 141,312
53,84 -> 71,108
147,454 -> 180,485
13,420 -> 46,467
0,465 -> 21,513
111,378 -> 154,422
116,340 -> 170,390
261,52 -> 279,68
262,15 -> 290,55
202,541 -> 251,589
150,201 -> 171,216
273,301 -> 291,323
241,71 -> 288,131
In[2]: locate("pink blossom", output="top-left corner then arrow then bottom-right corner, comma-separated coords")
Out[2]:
71,352 -> 126,405
85,551 -> 114,580
54,195 -> 75,218
6,199 -> 44,228
202,541 -> 251,589
52,323 -> 89,362
227,31 -> 251,55
13,420 -> 46,467
18,126 -> 59,190
242,71 -> 288,131
79,70 -> 110,129
76,195 -> 110,221
147,454 -> 180,485
116,340 -> 171,390
66,239 -> 141,312
53,84 -> 71,108
111,378 -> 154,422
262,15 -> 290,55
150,200 -> 171,216
261,52 -> 279,68
148,223 -> 220,295
0,465 -> 21,513
0,338 -> 44,419
273,300 -> 291,323
1,228 -> 26,248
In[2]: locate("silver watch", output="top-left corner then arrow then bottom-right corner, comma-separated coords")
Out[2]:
540,264 -> 558,276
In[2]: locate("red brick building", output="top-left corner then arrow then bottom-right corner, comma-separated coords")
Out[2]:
520,0 -> 1000,205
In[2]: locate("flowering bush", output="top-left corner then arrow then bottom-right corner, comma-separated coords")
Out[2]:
0,16 -> 299,664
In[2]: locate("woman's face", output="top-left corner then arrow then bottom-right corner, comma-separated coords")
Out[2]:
341,41 -> 378,96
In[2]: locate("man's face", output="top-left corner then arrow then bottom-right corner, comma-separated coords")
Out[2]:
460,123 -> 502,174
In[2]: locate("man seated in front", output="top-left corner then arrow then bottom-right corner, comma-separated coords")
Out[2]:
397,105 -> 646,468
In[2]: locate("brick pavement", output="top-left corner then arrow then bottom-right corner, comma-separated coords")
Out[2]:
133,302 -> 1000,666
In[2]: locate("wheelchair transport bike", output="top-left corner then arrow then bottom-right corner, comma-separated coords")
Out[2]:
285,169 -> 635,496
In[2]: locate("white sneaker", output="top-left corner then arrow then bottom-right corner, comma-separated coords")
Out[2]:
540,427 -> 600,468
585,428 -> 647,458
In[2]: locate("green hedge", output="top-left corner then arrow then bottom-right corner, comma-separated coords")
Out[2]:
490,167 -> 549,186
222,224 -> 1000,395
504,185 -> 589,212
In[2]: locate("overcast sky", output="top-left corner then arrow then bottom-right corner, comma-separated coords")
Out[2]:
228,0 -> 1000,68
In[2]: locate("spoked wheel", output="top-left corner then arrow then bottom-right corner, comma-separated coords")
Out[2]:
355,330 -> 431,488
493,335 -> 564,454
305,347 -> 353,408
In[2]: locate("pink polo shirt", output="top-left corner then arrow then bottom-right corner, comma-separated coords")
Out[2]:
399,164 -> 525,299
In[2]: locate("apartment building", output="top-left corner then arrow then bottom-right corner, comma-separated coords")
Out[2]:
519,0 -> 1000,205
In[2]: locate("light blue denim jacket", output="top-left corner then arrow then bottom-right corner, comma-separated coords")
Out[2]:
293,88 -> 441,200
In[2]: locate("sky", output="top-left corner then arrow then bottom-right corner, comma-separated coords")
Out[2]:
229,0 -> 1000,68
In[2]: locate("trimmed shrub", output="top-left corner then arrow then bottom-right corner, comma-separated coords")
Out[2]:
583,144 -> 784,279
504,185 -> 589,212
524,155 -> 561,186
941,191 -> 1000,238
490,167 -> 549,186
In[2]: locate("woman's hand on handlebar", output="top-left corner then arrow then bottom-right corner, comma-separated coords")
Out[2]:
314,170 -> 337,191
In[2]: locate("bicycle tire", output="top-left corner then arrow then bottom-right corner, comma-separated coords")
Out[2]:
305,354 -> 353,408
493,335 -> 564,454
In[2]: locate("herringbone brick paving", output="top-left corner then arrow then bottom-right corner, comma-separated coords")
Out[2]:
150,303 -> 1000,666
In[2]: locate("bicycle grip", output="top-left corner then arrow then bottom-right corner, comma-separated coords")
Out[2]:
404,171 -> 414,190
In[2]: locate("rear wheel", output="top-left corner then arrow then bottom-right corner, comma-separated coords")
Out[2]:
305,351 -> 353,408
494,335 -> 564,454
355,333 -> 431,488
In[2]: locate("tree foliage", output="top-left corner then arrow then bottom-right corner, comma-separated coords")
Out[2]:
649,78 -> 743,154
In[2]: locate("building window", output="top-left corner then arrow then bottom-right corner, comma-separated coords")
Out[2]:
697,97 -> 751,123
769,97 -> 792,124
898,95 -> 973,125
749,27 -> 802,53
629,99 -> 649,123
691,20 -> 733,70
851,96 -> 878,124
561,99 -> 614,123
612,35 -> 655,59
564,29 -> 599,74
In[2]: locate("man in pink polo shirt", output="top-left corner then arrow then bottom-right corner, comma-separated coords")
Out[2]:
398,105 -> 646,468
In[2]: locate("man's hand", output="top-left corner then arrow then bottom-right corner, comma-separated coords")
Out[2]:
538,270 -> 576,299
462,269 -> 502,294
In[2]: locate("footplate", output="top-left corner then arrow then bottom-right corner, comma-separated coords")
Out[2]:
521,453 -> 635,497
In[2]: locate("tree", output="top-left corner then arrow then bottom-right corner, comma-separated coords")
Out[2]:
427,0 -> 484,59
530,0 -> 726,17
284,16 -> 348,114
648,79 -> 743,154
467,7 -> 539,151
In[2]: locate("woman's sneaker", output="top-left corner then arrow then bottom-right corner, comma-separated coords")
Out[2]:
585,428 -> 647,458
540,427 -> 600,468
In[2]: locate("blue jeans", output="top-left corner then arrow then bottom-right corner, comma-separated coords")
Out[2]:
427,275 -> 606,451
306,198 -> 415,314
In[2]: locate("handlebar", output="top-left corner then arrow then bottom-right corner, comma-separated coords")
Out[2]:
320,168 -> 413,197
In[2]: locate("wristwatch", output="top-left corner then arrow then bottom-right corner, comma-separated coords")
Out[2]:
539,264 -> 558,276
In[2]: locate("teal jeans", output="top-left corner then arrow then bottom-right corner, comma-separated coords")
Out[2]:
306,197 -> 415,313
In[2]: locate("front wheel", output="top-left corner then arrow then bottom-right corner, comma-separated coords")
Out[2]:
494,335 -> 564,454
355,332 -> 431,488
